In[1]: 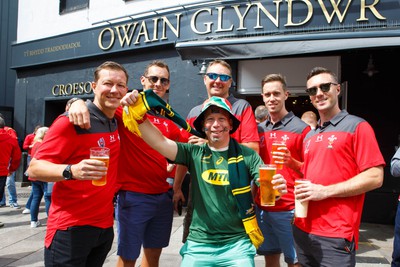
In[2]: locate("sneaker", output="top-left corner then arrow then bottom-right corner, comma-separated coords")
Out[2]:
0,204 -> 5,208
22,208 -> 30,214
30,221 -> 41,228
0,222 -> 4,228
9,203 -> 21,209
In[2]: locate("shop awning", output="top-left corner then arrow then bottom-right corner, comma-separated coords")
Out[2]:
175,30 -> 400,60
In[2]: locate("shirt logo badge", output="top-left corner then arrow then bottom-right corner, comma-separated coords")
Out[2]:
281,134 -> 289,142
97,137 -> 106,147
216,156 -> 224,165
201,154 -> 212,163
202,169 -> 229,186
327,135 -> 337,149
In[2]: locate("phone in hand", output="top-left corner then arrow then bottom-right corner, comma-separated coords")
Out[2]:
177,200 -> 182,216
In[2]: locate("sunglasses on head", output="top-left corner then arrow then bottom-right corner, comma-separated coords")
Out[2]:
305,82 -> 338,96
145,76 -> 170,86
205,73 -> 231,82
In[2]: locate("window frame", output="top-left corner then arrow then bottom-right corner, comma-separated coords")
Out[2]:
59,0 -> 89,15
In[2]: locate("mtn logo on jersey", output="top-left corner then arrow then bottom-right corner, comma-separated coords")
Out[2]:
201,169 -> 229,185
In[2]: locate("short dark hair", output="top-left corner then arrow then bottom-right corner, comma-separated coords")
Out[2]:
143,60 -> 170,78
0,117 -> 5,128
261,73 -> 287,91
94,61 -> 129,83
306,67 -> 339,83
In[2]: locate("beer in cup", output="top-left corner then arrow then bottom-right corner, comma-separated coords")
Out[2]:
259,164 -> 279,206
271,141 -> 286,170
294,179 -> 311,218
90,147 -> 110,186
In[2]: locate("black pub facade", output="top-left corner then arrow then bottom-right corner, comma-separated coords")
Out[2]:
11,0 -> 400,224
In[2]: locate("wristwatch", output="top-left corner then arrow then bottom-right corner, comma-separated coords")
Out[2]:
62,164 -> 74,180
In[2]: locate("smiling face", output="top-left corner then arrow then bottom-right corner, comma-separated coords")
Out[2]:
92,67 -> 128,118
141,65 -> 170,99
261,80 -> 288,116
306,72 -> 340,116
203,107 -> 232,145
203,62 -> 232,99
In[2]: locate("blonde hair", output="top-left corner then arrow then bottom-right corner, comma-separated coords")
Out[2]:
33,127 -> 49,143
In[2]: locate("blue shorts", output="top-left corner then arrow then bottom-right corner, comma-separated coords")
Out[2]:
255,206 -> 298,264
180,238 -> 256,267
115,189 -> 174,260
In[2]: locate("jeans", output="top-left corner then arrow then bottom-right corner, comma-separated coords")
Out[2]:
0,173 -> 18,205
392,200 -> 400,267
30,180 -> 51,222
24,155 -> 33,209
0,176 -> 6,202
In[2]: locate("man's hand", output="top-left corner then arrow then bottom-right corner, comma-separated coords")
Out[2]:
71,159 -> 108,181
272,173 -> 288,195
120,90 -> 140,106
294,181 -> 328,202
279,148 -> 304,175
188,135 -> 207,145
68,99 -> 91,129
167,163 -> 176,173
173,189 -> 185,215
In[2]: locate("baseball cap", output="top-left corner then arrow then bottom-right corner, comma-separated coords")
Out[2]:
193,96 -> 240,137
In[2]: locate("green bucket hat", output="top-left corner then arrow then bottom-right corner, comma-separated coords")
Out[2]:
193,96 -> 240,137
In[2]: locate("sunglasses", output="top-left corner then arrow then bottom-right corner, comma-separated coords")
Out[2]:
205,73 -> 231,82
145,76 -> 170,86
305,82 -> 338,96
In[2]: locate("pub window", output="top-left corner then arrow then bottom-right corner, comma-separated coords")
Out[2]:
59,0 -> 89,15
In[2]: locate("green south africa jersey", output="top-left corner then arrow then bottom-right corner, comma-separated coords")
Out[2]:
175,142 -> 263,244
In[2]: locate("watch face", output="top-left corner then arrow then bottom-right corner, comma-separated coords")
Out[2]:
63,165 -> 72,179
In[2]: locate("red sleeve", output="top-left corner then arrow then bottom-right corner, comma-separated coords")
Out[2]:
5,127 -> 18,140
232,105 -> 259,143
34,117 -> 80,164
23,134 -> 34,150
9,138 -> 22,172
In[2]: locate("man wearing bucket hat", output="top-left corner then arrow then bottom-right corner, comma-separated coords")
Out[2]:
122,93 -> 288,266
175,59 -> 260,243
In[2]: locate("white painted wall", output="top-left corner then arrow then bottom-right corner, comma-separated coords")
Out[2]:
17,0 -> 204,43
238,56 -> 341,95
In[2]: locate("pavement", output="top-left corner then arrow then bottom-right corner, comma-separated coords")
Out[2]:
0,184 -> 395,267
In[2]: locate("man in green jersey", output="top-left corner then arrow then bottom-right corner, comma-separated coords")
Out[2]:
121,93 -> 287,267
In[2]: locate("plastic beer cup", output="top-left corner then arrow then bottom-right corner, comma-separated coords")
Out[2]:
271,141 -> 286,169
294,179 -> 311,218
259,164 -> 279,206
90,147 -> 110,186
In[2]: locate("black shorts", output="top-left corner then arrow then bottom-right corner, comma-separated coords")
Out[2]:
293,225 -> 356,267
44,225 -> 114,267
